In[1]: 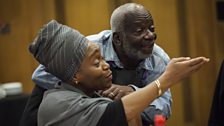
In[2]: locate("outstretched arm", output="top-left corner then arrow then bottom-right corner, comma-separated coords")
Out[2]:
122,57 -> 209,121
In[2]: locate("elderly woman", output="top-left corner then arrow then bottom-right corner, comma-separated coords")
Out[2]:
29,20 -> 209,126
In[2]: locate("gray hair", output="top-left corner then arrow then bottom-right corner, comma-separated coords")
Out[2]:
110,3 -> 146,33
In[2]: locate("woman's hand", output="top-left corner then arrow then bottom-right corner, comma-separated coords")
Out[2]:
122,56 -> 209,121
159,57 -> 209,90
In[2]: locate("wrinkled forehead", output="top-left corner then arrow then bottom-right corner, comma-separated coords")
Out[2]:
122,6 -> 153,27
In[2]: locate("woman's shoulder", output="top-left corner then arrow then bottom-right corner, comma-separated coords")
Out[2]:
43,89 -> 83,102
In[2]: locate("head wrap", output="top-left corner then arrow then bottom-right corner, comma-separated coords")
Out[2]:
29,20 -> 88,82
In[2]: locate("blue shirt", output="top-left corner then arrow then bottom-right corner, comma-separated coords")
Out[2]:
32,30 -> 172,124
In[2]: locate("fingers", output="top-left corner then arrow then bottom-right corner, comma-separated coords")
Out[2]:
190,58 -> 209,72
114,90 -> 125,100
164,56 -> 209,86
101,85 -> 132,100
173,57 -> 191,62
108,88 -> 120,99
186,57 -> 209,66
172,57 -> 209,65
101,85 -> 121,99
101,86 -> 116,97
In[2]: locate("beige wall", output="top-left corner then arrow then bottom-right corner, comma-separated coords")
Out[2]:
0,0 -> 223,125
183,0 -> 221,125
64,0 -> 111,35
0,0 -> 56,92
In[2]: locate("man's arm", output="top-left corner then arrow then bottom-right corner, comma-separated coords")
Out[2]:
32,64 -> 60,89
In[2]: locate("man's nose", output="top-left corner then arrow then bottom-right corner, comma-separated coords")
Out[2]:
144,29 -> 155,40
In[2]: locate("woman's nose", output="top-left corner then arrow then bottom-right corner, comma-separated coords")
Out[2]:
102,60 -> 110,70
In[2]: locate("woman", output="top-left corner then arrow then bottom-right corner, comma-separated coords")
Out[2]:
29,20 -> 209,126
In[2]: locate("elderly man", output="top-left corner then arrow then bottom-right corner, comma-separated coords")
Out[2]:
20,3 -> 172,126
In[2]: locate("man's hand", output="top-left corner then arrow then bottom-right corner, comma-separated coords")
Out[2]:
100,84 -> 134,100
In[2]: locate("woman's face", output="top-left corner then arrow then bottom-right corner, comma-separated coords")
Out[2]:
75,42 -> 112,93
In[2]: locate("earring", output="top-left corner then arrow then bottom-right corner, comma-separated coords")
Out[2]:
74,80 -> 78,85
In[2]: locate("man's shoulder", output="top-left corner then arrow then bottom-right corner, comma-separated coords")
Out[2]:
153,44 -> 166,54
86,30 -> 112,43
151,44 -> 170,64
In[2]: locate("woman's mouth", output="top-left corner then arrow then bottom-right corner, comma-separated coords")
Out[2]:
105,72 -> 112,81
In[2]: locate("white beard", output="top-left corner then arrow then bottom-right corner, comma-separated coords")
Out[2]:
122,41 -> 151,60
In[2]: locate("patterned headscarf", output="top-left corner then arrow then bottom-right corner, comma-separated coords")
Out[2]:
29,20 -> 88,82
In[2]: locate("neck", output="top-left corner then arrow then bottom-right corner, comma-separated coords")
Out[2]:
74,85 -> 95,97
113,43 -> 141,70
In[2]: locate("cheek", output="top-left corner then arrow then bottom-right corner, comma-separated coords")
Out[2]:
87,69 -> 111,90
81,68 -> 104,85
124,35 -> 142,47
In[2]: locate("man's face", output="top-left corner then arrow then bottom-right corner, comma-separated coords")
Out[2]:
121,9 -> 156,60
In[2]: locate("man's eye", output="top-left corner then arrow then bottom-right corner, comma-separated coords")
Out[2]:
136,28 -> 143,33
149,26 -> 155,32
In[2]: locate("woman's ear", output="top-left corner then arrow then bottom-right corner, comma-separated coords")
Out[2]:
72,78 -> 78,85
112,32 -> 122,46
72,74 -> 79,85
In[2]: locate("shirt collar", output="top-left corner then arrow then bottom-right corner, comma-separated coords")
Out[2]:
139,57 -> 154,71
103,35 -> 123,67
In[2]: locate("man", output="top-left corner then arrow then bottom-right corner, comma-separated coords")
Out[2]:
20,3 -> 171,126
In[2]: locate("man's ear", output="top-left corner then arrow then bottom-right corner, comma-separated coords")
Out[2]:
112,32 -> 122,46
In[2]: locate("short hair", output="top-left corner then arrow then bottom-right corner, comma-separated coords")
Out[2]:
110,3 -> 146,33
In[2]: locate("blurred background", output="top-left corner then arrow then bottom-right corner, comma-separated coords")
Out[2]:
0,0 -> 223,126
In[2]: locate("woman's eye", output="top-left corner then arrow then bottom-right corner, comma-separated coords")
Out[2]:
94,60 -> 100,67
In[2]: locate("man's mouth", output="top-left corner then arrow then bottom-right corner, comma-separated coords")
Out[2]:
141,42 -> 154,50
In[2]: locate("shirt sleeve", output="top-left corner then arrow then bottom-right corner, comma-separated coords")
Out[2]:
96,100 -> 128,126
32,64 -> 60,89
